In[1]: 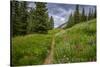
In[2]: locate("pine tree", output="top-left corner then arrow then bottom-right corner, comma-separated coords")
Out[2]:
94,6 -> 96,18
66,5 -> 80,28
11,1 -> 20,36
45,12 -> 50,30
88,8 -> 92,20
33,2 -> 48,33
19,1 -> 28,35
49,16 -> 54,29
11,1 -> 28,36
88,7 -> 96,20
11,1 -> 15,36
91,8 -> 94,19
74,5 -> 80,24
27,8 -> 34,34
81,8 -> 86,22
66,13 -> 74,28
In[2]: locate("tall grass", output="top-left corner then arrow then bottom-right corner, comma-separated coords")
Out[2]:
12,34 -> 52,66
12,19 -> 96,65
48,29 -> 62,35
53,19 -> 96,63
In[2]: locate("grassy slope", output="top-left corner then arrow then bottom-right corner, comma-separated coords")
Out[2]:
12,34 -> 52,66
12,29 -> 62,66
53,19 -> 96,63
12,19 -> 96,65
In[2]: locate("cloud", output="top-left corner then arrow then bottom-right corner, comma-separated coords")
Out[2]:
47,3 -> 74,28
27,2 -> 96,28
52,15 -> 65,28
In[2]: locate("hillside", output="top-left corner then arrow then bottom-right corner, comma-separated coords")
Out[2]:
12,19 -> 96,66
54,19 -> 96,63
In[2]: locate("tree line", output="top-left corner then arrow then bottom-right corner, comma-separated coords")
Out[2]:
66,5 -> 96,28
11,1 -> 54,36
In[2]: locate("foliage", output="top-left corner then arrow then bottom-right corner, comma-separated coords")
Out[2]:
48,16 -> 54,30
11,1 -> 28,36
53,19 -> 96,63
81,8 -> 87,22
66,5 -> 96,28
11,1 -> 54,36
12,34 -> 52,66
74,5 -> 80,24
11,1 -> 96,66
32,2 -> 48,33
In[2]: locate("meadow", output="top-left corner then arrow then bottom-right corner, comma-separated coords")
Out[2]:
53,19 -> 96,63
12,19 -> 96,65
12,34 -> 52,65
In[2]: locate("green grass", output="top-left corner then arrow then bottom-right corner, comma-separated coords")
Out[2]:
53,19 -> 96,63
12,19 -> 96,66
12,34 -> 52,66
48,29 -> 62,35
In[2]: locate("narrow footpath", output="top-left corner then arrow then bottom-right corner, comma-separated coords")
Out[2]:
43,29 -> 65,64
43,34 -> 55,64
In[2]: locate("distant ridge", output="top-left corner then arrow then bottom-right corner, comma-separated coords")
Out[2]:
57,22 -> 67,28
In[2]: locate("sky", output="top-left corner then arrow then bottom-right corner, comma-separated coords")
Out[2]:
28,2 -> 96,28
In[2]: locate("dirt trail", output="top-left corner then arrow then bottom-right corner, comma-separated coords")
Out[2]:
43,34 -> 55,64
55,29 -> 65,36
43,29 -> 65,64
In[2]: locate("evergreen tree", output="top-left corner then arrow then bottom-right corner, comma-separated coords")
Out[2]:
88,7 -> 96,20
91,8 -> 94,19
11,1 -> 20,36
66,13 -> 74,28
33,2 -> 48,33
11,1 -> 28,36
65,5 -> 96,29
19,1 -> 28,35
27,8 -> 35,34
94,6 -> 96,18
88,8 -> 92,20
11,1 -> 15,36
49,16 -> 54,29
45,12 -> 50,30
66,5 -> 80,28
81,8 -> 86,22
74,5 -> 80,24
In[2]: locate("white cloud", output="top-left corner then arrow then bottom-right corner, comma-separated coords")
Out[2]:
53,15 -> 65,28
49,7 -> 74,28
